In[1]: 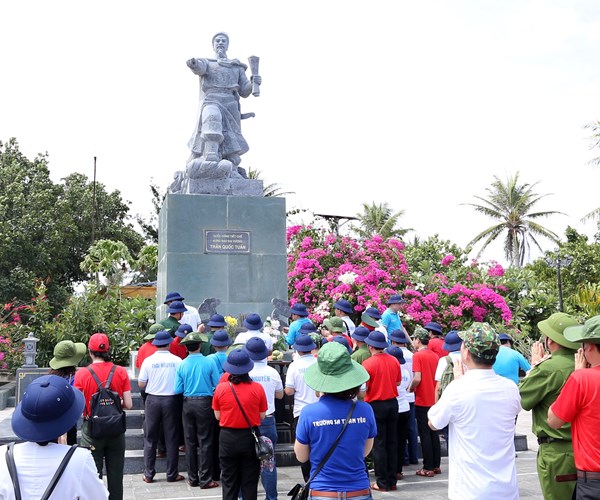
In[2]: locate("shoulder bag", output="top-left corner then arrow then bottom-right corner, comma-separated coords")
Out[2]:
288,400 -> 357,500
229,382 -> 274,461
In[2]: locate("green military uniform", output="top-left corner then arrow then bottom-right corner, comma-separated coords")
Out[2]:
351,344 -> 371,365
159,315 -> 181,336
199,331 -> 216,356
518,349 -> 576,500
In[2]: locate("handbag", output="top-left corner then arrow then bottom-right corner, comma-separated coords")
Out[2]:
229,382 -> 274,461
288,400 -> 356,500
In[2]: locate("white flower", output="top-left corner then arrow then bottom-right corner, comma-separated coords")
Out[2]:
338,272 -> 358,285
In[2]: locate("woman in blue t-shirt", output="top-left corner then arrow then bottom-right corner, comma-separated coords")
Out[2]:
294,342 -> 377,499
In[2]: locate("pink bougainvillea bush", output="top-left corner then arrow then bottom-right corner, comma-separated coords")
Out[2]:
287,225 -> 513,331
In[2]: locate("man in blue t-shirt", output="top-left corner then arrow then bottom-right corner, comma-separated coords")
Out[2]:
380,294 -> 408,338
285,303 -> 312,346
493,334 -> 531,384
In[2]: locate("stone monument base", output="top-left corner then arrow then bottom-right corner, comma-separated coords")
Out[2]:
157,193 -> 287,322
183,178 -> 264,197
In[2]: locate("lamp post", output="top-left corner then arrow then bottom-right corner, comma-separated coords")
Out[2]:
545,254 -> 573,312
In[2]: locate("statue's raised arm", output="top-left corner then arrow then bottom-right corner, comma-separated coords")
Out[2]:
184,32 -> 261,183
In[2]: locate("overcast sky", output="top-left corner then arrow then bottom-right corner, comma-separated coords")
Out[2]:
2,0 -> 599,266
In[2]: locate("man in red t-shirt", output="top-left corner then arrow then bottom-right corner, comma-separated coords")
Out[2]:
409,327 -> 442,477
548,315 -> 600,500
170,323 -> 192,359
425,322 -> 448,358
136,324 -> 161,371
362,330 -> 401,492
74,332 -> 133,500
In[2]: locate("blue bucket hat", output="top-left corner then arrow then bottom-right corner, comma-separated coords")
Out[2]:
12,375 -> 85,442
387,294 -> 406,305
498,333 -> 513,343
290,303 -> 309,317
442,330 -> 462,352
299,322 -> 318,335
176,323 -> 193,339
364,307 -> 382,320
207,314 -> 227,327
331,335 -> 352,354
223,348 -> 254,375
384,345 -> 406,364
389,329 -> 409,344
164,291 -> 185,304
166,301 -> 187,314
211,329 -> 233,347
152,330 -> 174,346
293,334 -> 316,352
333,299 -> 354,315
243,313 -> 263,331
365,330 -> 388,349
424,321 -> 443,335
352,326 -> 370,342
245,337 -> 269,360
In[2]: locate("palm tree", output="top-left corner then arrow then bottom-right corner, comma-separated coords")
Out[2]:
464,172 -> 563,268
247,167 -> 294,197
581,121 -> 600,222
350,202 -> 413,240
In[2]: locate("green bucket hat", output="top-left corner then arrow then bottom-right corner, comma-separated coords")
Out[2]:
49,340 -> 87,370
304,342 -> 369,393
458,322 -> 500,360
324,316 -> 346,333
537,312 -> 580,350
564,315 -> 600,344
360,312 -> 379,329
143,323 -> 163,341
180,332 -> 209,345
413,326 -> 430,342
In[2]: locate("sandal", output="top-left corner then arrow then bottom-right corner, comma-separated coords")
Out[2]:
415,469 -> 435,477
371,482 -> 389,492
433,467 -> 442,475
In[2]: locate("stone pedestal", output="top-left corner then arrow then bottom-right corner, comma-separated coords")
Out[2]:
157,193 -> 288,322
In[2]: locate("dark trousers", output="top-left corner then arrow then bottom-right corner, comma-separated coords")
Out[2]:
212,419 -> 221,480
293,416 -> 311,482
404,402 -> 419,464
142,389 -> 165,453
415,405 -> 441,471
369,398 -> 399,489
143,394 -> 182,481
575,477 -> 600,500
182,396 -> 215,487
395,409 -> 410,474
220,427 -> 261,500
81,421 -> 126,500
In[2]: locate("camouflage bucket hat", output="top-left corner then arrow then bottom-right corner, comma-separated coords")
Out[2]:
413,326 -> 430,342
458,322 -> 500,359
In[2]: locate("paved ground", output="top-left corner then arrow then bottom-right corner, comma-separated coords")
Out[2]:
0,407 -> 543,499
117,411 -> 542,500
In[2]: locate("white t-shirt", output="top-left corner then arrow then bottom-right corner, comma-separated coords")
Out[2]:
341,315 -> 356,335
234,330 -> 274,351
396,366 -> 410,413
434,351 -> 462,381
181,304 -> 202,331
400,347 -> 415,404
0,441 -> 108,500
285,354 -> 319,417
249,360 -> 283,415
428,369 -> 522,500
138,349 -> 182,395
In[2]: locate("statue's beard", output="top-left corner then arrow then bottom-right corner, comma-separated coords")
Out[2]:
216,47 -> 227,59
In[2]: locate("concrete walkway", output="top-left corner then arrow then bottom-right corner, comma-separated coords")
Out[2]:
0,407 -> 543,499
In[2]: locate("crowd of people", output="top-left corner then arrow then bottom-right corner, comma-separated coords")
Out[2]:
2,289 -> 600,500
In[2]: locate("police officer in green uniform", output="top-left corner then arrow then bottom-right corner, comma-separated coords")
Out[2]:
518,312 -> 579,500
160,301 -> 187,335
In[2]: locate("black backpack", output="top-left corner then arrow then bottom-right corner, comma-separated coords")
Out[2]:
87,364 -> 127,439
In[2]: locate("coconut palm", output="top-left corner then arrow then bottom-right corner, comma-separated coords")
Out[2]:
247,167 -> 294,197
464,172 -> 563,268
350,201 -> 413,240
581,121 -> 600,222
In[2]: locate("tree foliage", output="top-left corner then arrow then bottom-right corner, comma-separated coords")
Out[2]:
0,138 -> 144,309
464,172 -> 562,268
